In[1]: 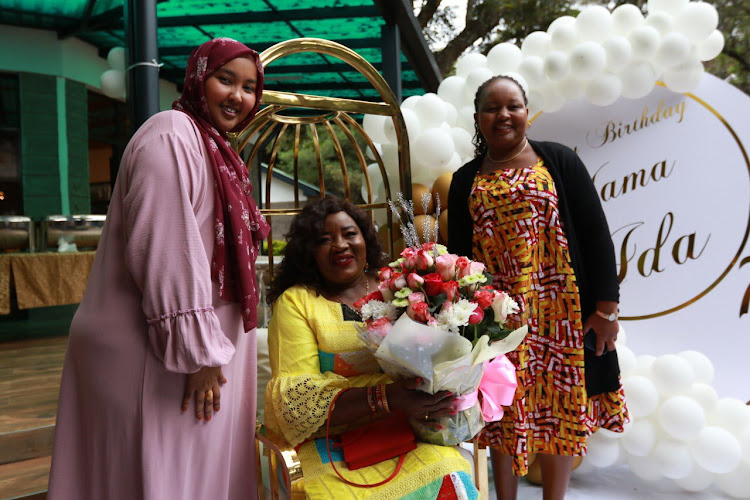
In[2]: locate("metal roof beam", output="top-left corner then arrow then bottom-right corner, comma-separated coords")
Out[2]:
371,0 -> 441,92
159,38 -> 382,56
160,62 -> 387,81
157,6 -> 379,27
57,5 -> 123,39
266,81 -> 422,91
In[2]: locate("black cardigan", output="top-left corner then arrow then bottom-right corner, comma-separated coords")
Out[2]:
447,139 -> 621,395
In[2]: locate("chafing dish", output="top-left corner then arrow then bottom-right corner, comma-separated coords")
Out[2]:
0,215 -> 35,252
41,215 -> 106,251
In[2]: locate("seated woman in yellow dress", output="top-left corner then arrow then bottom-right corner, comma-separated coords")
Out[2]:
263,197 -> 479,499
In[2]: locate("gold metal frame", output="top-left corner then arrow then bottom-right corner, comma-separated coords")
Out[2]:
234,38 -> 412,276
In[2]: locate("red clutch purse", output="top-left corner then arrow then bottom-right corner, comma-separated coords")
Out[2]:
326,388 -> 417,487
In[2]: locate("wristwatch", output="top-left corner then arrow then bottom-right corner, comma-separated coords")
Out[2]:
595,310 -> 618,322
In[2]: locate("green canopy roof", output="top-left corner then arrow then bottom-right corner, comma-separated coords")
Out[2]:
0,0 -> 440,101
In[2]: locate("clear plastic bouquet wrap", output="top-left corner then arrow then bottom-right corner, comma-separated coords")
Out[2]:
354,195 -> 528,446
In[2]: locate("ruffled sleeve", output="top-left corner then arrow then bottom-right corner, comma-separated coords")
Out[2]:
121,113 -> 235,373
264,287 -> 385,448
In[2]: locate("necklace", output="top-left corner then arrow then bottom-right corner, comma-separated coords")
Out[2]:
487,138 -> 528,163
332,273 -> 370,307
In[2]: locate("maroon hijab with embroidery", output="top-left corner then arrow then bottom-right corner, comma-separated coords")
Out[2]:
173,38 -> 270,332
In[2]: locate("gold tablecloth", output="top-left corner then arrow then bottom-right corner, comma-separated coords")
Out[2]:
0,251 -> 96,314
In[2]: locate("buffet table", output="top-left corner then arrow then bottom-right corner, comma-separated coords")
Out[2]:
0,252 -> 96,315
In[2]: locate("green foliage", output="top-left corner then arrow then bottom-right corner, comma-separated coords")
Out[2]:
262,239 -> 288,256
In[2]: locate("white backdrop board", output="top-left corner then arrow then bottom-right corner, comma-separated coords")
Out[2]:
528,74 -> 750,400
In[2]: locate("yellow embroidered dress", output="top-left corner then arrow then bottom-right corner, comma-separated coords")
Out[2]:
469,160 -> 628,475
264,285 -> 477,499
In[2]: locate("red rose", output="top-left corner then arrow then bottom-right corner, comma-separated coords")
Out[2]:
408,301 -> 432,324
469,305 -> 485,325
474,289 -> 495,310
422,273 -> 443,296
353,290 -> 384,311
441,280 -> 460,302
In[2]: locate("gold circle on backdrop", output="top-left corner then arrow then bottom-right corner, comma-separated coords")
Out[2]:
431,172 -> 453,208
412,183 -> 435,215
438,209 -> 449,244
528,83 -> 750,320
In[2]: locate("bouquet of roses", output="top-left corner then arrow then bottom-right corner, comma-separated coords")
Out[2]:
353,195 -> 527,446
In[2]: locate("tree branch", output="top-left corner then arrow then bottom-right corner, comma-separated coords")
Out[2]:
724,47 -> 750,72
417,0 -> 443,29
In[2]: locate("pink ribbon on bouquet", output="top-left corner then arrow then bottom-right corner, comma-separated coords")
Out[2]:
453,355 -> 517,422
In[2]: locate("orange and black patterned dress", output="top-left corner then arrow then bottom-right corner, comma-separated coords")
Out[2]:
470,158 -> 628,475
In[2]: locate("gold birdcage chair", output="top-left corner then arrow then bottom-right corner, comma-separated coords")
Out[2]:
239,38 -> 488,500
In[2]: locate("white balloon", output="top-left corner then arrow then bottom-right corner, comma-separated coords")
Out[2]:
362,114 -> 390,144
616,344 -> 637,377
654,32 -> 692,69
385,108 -> 420,143
657,395 -> 706,439
674,1 -> 719,45
456,52 -> 488,77
634,354 -> 656,377
414,93 -> 447,129
522,31 -> 551,58
628,25 -> 661,61
647,0 -> 688,15
487,43 -> 523,74
623,375 -> 660,417
709,398 -> 750,434
401,95 -> 421,110
715,464 -> 750,499
585,73 -> 622,107
651,354 -> 696,396
549,23 -> 579,53
644,11 -> 675,34
687,382 -> 719,415
100,69 -> 126,99
542,86 -> 566,113
697,30 -> 725,61
556,76 -> 586,100
616,323 -> 627,346
691,426 -> 743,474
569,42 -> 607,80
740,426 -> 750,466
437,76 -> 466,107
380,143 -> 399,180
107,47 -> 127,71
465,67 -> 496,99
575,5 -> 613,43
620,61 -> 657,99
450,127 -> 474,159
413,128 -> 455,170
500,72 -> 529,97
440,152 -> 463,174
517,56 -> 546,87
678,350 -> 714,384
527,89 -> 545,117
544,51 -> 570,81
627,452 -> 663,481
663,59 -> 704,93
443,101 -> 457,127
673,461 -> 715,492
548,15 -> 576,33
360,163 -> 384,202
603,36 -> 633,72
456,105 -> 475,133
623,419 -> 657,456
586,432 -> 621,467
651,438 -> 694,479
612,4 -> 645,36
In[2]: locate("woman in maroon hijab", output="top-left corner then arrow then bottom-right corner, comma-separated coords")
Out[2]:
49,38 -> 269,499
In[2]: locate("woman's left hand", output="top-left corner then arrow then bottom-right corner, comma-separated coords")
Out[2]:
582,314 -> 618,357
182,366 -> 227,421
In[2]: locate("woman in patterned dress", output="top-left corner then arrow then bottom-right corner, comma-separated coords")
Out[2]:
447,76 -> 628,500
263,197 -> 478,499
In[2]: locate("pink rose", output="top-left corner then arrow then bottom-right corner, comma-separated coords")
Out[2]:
393,273 -> 407,290
407,272 -> 425,290
468,261 -> 485,276
435,254 -> 458,281
415,250 -> 434,271
455,256 -> 472,279
379,266 -> 393,281
441,280 -> 460,302
407,301 -> 432,324
377,281 -> 394,302
469,305 -> 485,325
367,316 -> 392,338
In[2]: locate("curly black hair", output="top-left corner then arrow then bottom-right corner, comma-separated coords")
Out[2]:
472,75 -> 529,158
266,197 -> 386,304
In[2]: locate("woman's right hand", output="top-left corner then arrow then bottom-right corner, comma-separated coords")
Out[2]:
182,366 -> 227,421
387,378 -> 456,420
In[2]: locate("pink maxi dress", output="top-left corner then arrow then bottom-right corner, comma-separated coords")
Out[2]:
48,110 -> 258,499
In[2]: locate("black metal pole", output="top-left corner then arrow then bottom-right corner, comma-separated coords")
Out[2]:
381,21 -> 402,103
126,0 -> 159,134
